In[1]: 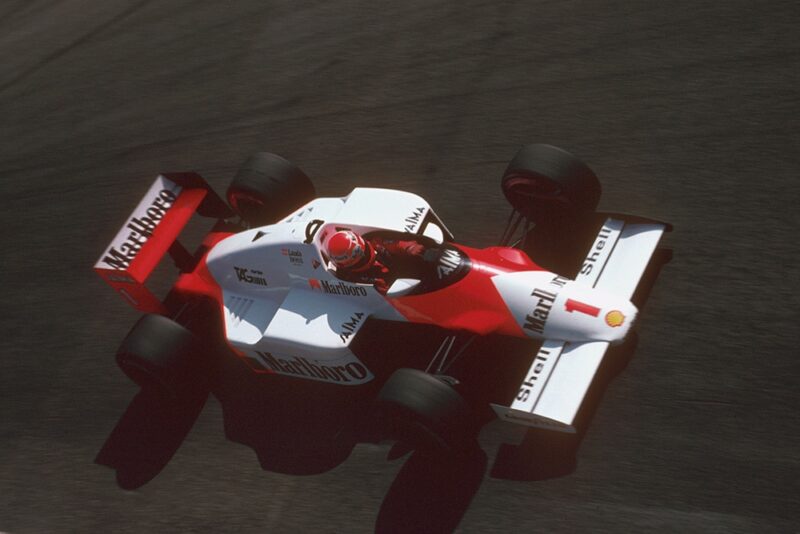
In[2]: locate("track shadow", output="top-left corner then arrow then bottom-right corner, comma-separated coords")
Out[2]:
376,446 -> 488,534
489,333 -> 637,481
213,353 -> 364,476
96,375 -> 362,487
94,318 -> 447,487
95,388 -> 208,490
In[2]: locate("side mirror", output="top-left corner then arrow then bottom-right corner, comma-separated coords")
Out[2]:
421,223 -> 445,244
386,278 -> 421,297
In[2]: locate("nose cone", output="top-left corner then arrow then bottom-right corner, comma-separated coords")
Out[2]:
534,282 -> 638,344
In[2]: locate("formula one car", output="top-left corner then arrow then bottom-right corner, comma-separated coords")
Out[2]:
95,145 -> 669,451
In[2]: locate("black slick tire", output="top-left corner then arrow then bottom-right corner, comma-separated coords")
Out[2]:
376,368 -> 476,452
226,152 -> 315,227
116,314 -> 203,398
501,144 -> 601,225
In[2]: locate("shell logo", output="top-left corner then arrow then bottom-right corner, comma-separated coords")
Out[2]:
605,310 -> 625,328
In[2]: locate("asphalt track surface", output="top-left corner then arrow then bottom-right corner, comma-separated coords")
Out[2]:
1,1 -> 799,532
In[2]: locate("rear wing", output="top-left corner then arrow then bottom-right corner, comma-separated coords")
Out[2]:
93,173 -> 230,313
492,215 -> 670,432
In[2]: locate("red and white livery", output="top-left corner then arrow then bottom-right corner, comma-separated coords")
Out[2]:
96,146 -> 670,439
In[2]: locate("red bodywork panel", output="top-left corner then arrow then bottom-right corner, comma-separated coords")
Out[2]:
389,244 -> 543,336
171,231 -> 232,301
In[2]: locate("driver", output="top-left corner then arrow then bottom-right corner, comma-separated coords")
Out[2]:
323,230 -> 425,293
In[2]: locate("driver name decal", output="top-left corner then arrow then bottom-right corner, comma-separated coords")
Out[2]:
281,248 -> 304,266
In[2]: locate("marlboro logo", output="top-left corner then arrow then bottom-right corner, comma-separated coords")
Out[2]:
309,279 -> 368,296
99,181 -> 180,270
253,351 -> 373,385
523,288 -> 556,334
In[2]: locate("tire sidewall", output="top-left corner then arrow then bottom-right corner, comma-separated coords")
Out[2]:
227,152 -> 315,226
502,144 -> 601,223
116,314 -> 204,398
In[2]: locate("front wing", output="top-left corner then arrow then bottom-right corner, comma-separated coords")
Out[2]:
491,215 -> 669,432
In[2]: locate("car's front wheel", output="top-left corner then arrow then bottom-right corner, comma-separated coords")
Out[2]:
501,144 -> 601,225
116,314 -> 206,398
375,368 -> 477,453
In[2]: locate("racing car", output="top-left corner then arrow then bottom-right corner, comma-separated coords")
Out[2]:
94,144 -> 670,452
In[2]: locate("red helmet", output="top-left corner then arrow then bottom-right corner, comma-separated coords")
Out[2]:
324,230 -> 373,269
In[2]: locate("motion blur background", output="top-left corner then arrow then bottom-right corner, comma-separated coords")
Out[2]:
1,1 -> 798,532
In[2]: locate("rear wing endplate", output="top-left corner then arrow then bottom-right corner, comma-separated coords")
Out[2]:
93,172 -> 229,313
492,215 -> 670,432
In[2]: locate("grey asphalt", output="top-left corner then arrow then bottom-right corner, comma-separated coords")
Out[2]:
1,1 -> 799,532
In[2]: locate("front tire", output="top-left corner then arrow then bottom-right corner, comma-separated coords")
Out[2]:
226,152 -> 315,227
501,144 -> 601,225
376,368 -> 476,452
116,314 -> 205,398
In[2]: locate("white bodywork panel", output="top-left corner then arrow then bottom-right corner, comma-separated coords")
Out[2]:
333,188 -> 431,234
206,188 -> 433,385
491,271 -> 636,344
236,288 -> 375,385
493,217 -> 667,431
586,222 -> 667,299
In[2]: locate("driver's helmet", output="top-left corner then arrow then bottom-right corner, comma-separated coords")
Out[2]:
324,230 -> 375,270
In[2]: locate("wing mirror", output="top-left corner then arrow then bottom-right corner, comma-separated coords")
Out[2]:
386,278 -> 421,297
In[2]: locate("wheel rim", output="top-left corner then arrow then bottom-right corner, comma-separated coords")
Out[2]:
228,190 -> 271,224
504,175 -> 571,205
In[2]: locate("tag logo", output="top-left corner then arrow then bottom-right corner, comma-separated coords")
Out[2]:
234,267 -> 268,286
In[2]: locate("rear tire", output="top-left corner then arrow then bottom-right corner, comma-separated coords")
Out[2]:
501,144 -> 601,225
376,368 -> 476,452
116,314 -> 204,398
226,152 -> 315,226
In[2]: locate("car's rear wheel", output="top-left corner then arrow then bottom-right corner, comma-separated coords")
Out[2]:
227,152 -> 315,227
116,314 -> 206,398
501,144 -> 601,225
376,368 -> 477,453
